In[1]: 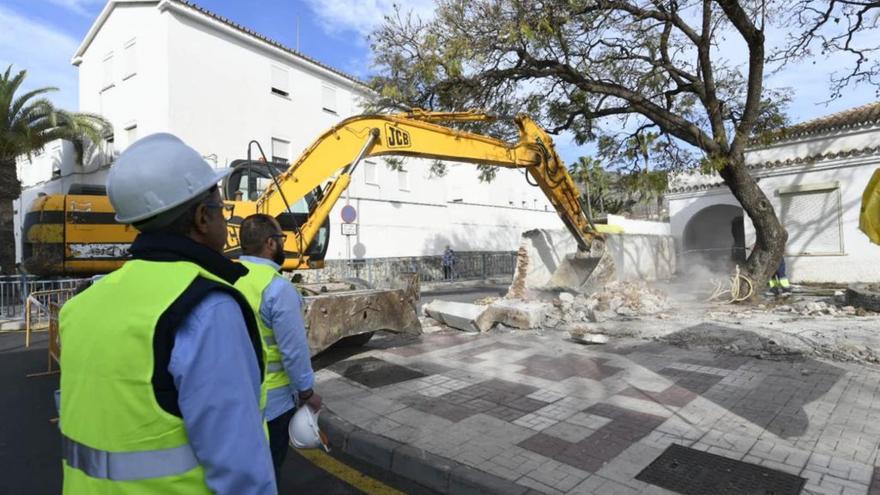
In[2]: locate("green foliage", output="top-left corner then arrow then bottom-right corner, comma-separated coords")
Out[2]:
369,0 -> 792,174
0,65 -> 110,172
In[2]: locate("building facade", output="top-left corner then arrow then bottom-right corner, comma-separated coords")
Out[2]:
14,0 -> 563,268
667,102 -> 880,283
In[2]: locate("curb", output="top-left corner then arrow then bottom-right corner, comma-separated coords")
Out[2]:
319,410 -> 537,495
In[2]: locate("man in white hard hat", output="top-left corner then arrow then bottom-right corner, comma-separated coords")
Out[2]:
59,133 -> 275,494
235,213 -> 322,484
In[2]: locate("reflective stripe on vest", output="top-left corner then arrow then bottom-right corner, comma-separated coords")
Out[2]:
264,335 -> 277,346
267,362 -> 284,373
62,434 -> 197,481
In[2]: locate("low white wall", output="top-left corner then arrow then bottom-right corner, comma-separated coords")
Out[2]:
607,214 -> 671,236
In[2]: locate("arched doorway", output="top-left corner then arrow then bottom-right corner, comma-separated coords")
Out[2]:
682,204 -> 746,271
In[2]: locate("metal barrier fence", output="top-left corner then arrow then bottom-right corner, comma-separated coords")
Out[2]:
26,288 -> 78,347
323,251 -> 519,286
0,276 -> 85,320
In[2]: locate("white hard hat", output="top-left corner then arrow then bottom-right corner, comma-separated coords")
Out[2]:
289,406 -> 329,451
107,133 -> 230,224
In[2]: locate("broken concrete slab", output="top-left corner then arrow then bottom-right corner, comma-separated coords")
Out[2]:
475,300 -> 550,332
423,300 -> 485,333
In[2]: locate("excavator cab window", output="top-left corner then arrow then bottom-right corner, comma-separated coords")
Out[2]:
224,159 -> 286,202
224,159 -> 330,262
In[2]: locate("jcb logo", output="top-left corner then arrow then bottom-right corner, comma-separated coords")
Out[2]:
385,124 -> 411,148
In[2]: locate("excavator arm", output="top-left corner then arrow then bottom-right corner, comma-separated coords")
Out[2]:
240,110 -> 601,271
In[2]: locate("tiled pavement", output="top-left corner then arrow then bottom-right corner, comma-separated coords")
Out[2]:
317,330 -> 880,494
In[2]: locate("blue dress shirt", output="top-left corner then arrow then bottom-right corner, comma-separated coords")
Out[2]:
169,291 -> 277,495
240,256 -> 316,421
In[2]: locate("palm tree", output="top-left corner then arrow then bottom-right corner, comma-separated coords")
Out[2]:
0,65 -> 110,274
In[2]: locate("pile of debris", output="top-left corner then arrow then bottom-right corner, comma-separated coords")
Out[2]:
423,280 -> 671,335
773,301 -> 860,317
546,281 -> 669,326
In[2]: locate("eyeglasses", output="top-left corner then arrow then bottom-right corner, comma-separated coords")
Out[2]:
204,202 -> 235,213
270,233 -> 287,243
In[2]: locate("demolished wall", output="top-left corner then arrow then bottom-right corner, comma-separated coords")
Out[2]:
511,229 -> 676,294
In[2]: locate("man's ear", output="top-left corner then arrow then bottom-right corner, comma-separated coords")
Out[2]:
193,204 -> 210,235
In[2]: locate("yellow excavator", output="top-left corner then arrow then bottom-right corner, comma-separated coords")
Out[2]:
22,110 -> 615,352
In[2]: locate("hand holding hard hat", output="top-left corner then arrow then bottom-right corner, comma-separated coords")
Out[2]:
289,404 -> 330,452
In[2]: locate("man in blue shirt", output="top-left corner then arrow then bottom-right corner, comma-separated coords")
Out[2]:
61,133 -> 275,494
237,213 -> 321,484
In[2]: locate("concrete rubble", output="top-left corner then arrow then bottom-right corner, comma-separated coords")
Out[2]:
420,228 -> 880,367
422,300 -> 484,333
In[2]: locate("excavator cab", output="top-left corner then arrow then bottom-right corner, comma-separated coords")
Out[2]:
222,159 -> 330,263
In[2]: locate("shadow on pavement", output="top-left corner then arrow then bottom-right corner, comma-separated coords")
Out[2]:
620,323 -> 846,439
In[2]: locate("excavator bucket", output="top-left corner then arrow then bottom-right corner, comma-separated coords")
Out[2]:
546,239 -> 616,292
507,229 -> 617,298
301,272 -> 422,356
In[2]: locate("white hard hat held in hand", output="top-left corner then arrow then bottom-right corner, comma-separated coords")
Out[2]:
107,133 -> 231,224
289,406 -> 329,452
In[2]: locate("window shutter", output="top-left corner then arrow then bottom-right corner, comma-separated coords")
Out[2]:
777,187 -> 842,255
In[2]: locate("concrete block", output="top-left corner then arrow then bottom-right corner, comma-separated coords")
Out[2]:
344,429 -> 403,471
391,445 -> 454,493
423,300 -> 484,333
475,300 -> 550,331
448,464 -> 530,495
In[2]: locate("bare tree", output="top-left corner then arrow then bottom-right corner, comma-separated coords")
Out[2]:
774,0 -> 880,99
371,0 -> 791,290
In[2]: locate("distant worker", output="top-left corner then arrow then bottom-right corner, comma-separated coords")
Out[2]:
59,134 -> 275,494
442,245 -> 456,280
236,213 -> 321,484
768,259 -> 792,296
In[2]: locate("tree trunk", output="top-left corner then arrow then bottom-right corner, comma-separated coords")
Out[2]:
717,153 -> 787,295
0,159 -> 21,275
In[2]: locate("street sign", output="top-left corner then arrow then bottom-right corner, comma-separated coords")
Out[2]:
341,205 -> 357,223
341,223 -> 357,236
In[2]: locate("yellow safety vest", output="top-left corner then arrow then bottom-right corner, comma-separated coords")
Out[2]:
59,260 -> 261,494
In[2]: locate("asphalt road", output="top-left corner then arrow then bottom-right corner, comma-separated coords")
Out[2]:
0,331 -> 437,494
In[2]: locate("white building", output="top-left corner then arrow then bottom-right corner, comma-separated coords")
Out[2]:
667,102 -> 880,283
14,0 -> 563,266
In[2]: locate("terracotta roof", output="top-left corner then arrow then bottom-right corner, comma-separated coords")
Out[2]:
760,101 -> 880,144
173,0 -> 369,89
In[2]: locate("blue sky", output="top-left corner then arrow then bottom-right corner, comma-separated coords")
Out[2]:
0,0 -> 875,165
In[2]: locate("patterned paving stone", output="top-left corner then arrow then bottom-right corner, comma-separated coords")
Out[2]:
516,353 -> 623,381
383,332 -> 475,357
618,384 -> 698,408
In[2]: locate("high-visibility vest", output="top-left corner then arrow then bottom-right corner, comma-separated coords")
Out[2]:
236,260 -> 292,398
59,260 -> 261,494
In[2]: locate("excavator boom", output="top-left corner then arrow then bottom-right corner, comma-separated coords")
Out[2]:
236,111 -> 600,272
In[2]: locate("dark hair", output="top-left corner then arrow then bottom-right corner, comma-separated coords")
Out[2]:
240,214 -> 279,255
134,186 -> 218,234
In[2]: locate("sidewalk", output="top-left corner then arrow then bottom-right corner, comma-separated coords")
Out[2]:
316,328 -> 880,494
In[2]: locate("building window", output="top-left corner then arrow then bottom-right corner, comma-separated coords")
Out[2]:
124,123 -> 138,146
271,138 -> 290,164
102,52 -> 114,89
777,182 -> 843,255
363,160 -> 378,185
322,84 -> 337,114
398,169 -> 409,191
123,39 -> 137,79
271,66 -> 289,98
